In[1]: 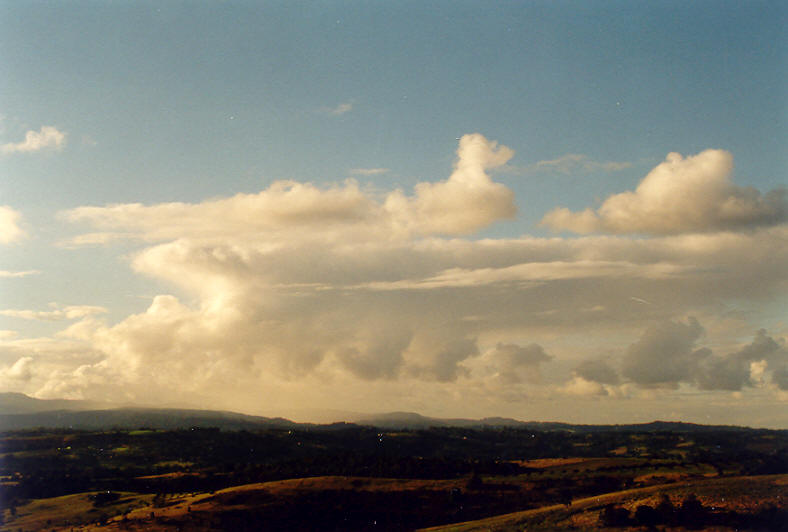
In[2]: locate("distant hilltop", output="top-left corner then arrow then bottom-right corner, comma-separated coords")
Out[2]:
0,392 -> 764,432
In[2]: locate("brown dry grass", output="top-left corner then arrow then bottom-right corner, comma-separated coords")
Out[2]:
420,474 -> 788,531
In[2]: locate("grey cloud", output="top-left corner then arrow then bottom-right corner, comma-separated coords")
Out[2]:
486,342 -> 552,384
574,359 -> 619,384
335,330 -> 411,380
772,366 -> 788,391
623,320 -> 786,391
622,317 -> 707,387
407,338 -> 479,382
733,329 -> 783,362
694,330 -> 785,391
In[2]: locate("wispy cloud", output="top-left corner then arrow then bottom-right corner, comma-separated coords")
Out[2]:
0,305 -> 107,321
534,154 -> 631,173
506,154 -> 631,175
0,270 -> 40,278
321,102 -> 353,116
1,126 -> 66,155
350,168 -> 389,176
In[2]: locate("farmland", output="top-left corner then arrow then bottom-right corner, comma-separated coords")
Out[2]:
0,423 -> 785,530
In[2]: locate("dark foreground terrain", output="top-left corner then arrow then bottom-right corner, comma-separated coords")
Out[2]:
1,421 -> 786,531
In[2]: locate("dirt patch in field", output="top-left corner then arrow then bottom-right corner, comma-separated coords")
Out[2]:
515,458 -> 589,468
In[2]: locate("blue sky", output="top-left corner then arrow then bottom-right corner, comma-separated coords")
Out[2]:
1,1 -> 786,425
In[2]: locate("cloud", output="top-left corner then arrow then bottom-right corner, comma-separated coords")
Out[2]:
532,154 -> 631,174
574,359 -> 619,384
1,126 -> 66,154
773,366 -> 788,391
482,343 -> 552,384
622,317 -> 708,387
693,329 -> 786,391
0,305 -> 107,321
561,375 -> 609,396
21,137 -> 787,414
322,102 -> 353,116
622,320 -> 786,391
541,149 -> 787,235
0,206 -> 26,244
62,133 -> 516,243
0,270 -> 40,278
0,356 -> 34,381
385,133 -> 516,234
350,168 -> 389,176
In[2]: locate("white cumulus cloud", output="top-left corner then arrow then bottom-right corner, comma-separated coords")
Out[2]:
0,206 -> 26,244
541,149 -> 787,235
1,126 -> 66,154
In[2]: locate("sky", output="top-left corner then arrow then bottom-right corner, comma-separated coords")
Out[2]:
0,1 -> 786,427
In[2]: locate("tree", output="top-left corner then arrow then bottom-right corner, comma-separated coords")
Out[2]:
655,493 -> 675,525
600,504 -> 630,527
678,493 -> 706,528
634,504 -> 659,527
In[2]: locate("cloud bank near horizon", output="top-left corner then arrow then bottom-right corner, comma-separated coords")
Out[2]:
1,135 -> 786,423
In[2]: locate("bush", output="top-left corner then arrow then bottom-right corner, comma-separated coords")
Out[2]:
600,504 -> 630,527
91,491 -> 121,506
634,504 -> 659,527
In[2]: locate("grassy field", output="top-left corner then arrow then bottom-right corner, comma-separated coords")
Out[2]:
1,426 -> 784,530
420,474 -> 788,531
1,491 -> 154,531
2,474 -> 784,531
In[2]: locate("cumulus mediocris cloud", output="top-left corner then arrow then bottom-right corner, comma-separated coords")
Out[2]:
0,206 -> 26,244
574,359 -> 620,385
622,319 -> 787,391
63,133 -> 516,242
542,149 -> 787,235
483,343 -> 553,384
1,126 -> 66,154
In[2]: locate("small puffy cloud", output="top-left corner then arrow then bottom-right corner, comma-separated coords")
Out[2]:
542,149 -> 787,235
0,305 -> 107,321
0,206 -> 26,244
1,126 -> 66,154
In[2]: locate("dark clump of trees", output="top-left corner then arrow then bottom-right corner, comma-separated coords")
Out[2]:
600,493 -> 787,530
90,490 -> 121,506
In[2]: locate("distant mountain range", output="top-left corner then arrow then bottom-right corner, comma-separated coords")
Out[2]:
0,392 -> 759,432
